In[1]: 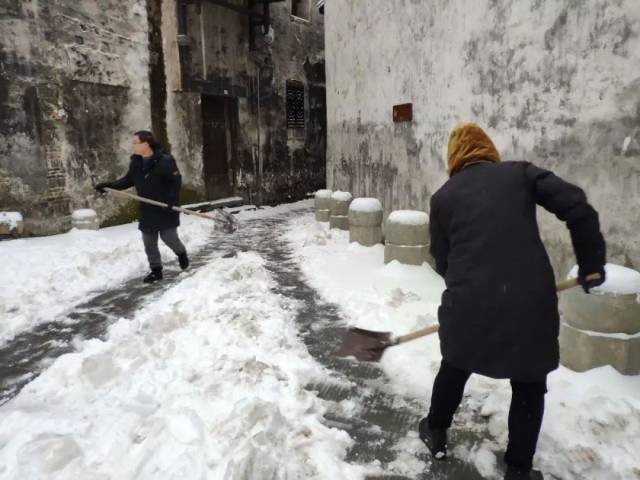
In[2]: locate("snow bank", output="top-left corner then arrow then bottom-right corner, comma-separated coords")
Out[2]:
286,213 -> 640,480
331,191 -> 352,202
387,210 -> 428,225
0,215 -> 212,345
0,212 -> 22,229
71,209 -> 97,221
0,250 -> 362,480
567,263 -> 640,295
349,198 -> 382,212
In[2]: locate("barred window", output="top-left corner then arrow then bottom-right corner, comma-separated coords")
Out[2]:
286,81 -> 305,129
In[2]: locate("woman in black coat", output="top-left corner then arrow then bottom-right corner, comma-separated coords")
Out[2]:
419,123 -> 606,480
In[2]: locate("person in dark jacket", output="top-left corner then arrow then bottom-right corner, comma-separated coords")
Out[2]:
95,131 -> 189,283
419,123 -> 606,480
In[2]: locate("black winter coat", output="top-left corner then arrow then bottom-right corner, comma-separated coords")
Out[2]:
429,161 -> 606,381
109,151 -> 182,232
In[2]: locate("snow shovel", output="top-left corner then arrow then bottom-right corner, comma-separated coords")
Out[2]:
335,273 -> 602,362
103,187 -> 238,233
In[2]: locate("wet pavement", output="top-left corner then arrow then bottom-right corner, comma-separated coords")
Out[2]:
0,205 -> 491,479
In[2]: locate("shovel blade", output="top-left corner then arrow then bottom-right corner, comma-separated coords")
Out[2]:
334,327 -> 393,362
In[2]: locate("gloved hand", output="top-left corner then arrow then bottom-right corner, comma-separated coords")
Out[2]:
578,267 -> 606,293
165,203 -> 175,212
94,182 -> 111,194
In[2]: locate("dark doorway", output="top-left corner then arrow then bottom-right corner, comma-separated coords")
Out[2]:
201,95 -> 237,199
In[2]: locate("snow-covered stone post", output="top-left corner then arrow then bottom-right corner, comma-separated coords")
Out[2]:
384,210 -> 429,265
559,264 -> 640,375
314,189 -> 332,222
348,198 -> 383,246
71,209 -> 100,230
0,212 -> 24,237
329,191 -> 352,230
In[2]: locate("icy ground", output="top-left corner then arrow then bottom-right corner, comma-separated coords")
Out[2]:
0,201 -> 638,479
286,213 -> 640,480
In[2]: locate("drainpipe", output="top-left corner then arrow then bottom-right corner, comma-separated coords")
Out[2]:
256,63 -> 263,206
198,0 -> 207,79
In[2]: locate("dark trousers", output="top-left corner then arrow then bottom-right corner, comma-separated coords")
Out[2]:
426,360 -> 547,471
141,228 -> 186,269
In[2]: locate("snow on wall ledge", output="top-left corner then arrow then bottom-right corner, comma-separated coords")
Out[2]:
325,0 -> 640,275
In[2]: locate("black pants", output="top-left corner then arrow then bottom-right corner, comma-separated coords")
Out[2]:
141,228 -> 186,269
426,360 -> 547,471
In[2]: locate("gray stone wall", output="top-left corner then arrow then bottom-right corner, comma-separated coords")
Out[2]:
325,0 -> 640,277
164,0 -> 326,205
0,0 -> 150,234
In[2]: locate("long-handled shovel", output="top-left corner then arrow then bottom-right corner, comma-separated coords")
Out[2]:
335,273 -> 602,362
104,187 -> 239,233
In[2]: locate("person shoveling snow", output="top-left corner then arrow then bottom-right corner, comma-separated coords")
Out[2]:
94,130 -> 190,284
416,122 -> 606,480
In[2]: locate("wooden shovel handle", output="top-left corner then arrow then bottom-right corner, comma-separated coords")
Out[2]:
104,187 -> 217,221
555,272 -> 602,292
393,272 -> 603,346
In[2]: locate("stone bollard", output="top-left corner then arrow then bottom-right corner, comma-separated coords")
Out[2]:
329,191 -> 352,230
0,212 -> 24,237
559,264 -> 640,375
314,189 -> 332,222
71,209 -> 100,230
384,210 -> 429,265
348,198 -> 383,246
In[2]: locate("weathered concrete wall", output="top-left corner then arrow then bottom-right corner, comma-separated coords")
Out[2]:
164,0 -> 326,205
326,0 -> 640,276
0,0 -> 150,234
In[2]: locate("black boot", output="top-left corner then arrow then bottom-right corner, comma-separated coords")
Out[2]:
143,267 -> 163,283
504,466 -> 544,480
178,252 -> 189,270
419,417 -> 447,460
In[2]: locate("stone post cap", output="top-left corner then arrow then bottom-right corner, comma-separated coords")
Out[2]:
349,198 -> 382,212
331,190 -> 352,202
387,210 -> 428,226
72,209 -> 98,221
315,189 -> 332,199
0,211 -> 23,227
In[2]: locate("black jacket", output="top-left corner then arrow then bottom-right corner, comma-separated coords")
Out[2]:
429,161 -> 606,381
109,150 -> 181,232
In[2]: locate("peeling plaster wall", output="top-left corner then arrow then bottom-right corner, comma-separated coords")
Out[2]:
326,0 -> 640,276
0,0 -> 150,234
163,0 -> 326,205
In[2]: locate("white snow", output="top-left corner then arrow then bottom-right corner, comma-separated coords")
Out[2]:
387,210 -> 428,226
349,198 -> 382,213
315,189 -> 333,199
0,212 -> 23,229
0,215 -> 213,346
286,213 -> 640,480
71,209 -> 97,221
567,263 -> 640,295
0,247 -> 362,479
331,191 -> 352,202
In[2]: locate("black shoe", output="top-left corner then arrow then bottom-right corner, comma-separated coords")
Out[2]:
178,252 -> 189,270
504,466 -> 544,480
418,417 -> 447,460
143,267 -> 163,283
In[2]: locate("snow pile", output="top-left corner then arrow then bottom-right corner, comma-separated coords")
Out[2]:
567,263 -> 640,295
286,213 -> 640,480
71,209 -> 97,221
0,215 -> 212,345
315,189 -> 333,199
331,191 -> 353,202
0,251 -> 361,480
387,210 -> 428,225
0,212 -> 23,229
349,198 -> 382,212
